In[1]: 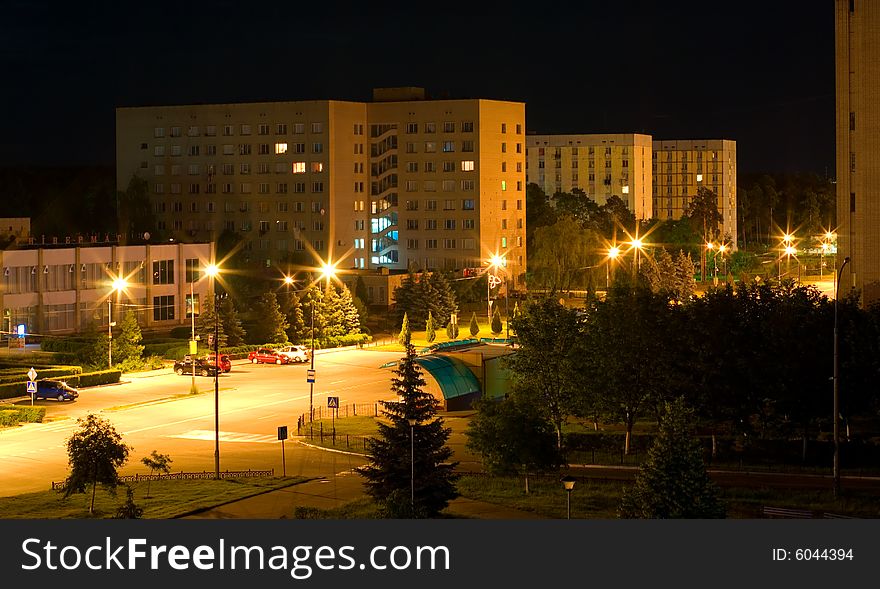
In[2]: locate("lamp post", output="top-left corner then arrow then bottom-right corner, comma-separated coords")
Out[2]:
631,238 -> 643,276
706,242 -> 718,286
190,281 -> 197,390
718,244 -> 727,282
487,254 -> 504,327
833,256 -> 850,498
204,263 -> 220,480
561,476 -> 576,519
607,246 -> 620,291
785,245 -> 797,283
108,277 -> 127,368
309,261 -> 336,424
408,417 -> 418,512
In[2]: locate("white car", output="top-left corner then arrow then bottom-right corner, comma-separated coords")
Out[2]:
276,345 -> 311,363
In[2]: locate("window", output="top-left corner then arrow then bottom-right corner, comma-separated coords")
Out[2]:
516,143 -> 522,154
501,219 -> 507,230
407,239 -> 419,249
463,219 -> 475,230
516,123 -> 522,134
311,122 -> 323,133
153,146 -> 165,157
461,160 -> 474,171
154,183 -> 164,194
407,161 -> 419,173
426,200 -> 437,211
425,142 -> 436,153
258,124 -> 269,135
312,182 -> 324,193
443,122 -> 455,133
426,239 -> 438,249
276,123 -> 288,135
154,127 -> 165,138
406,200 -> 419,211
426,219 -> 438,230
222,163 -> 234,175
206,145 -> 217,156
516,199 -> 523,210
501,180 -> 507,191
153,295 -> 175,321
223,125 -> 234,136
461,140 -> 474,152
292,162 -> 306,174
424,122 -> 436,133
443,239 -> 456,249
294,182 -> 306,193
461,180 -> 475,191
275,143 -> 288,154
240,163 -> 250,175
406,122 -> 418,134
311,162 -> 324,173
444,199 -> 456,210
277,183 -> 288,194
223,144 -> 234,155
442,180 -> 455,192
501,142 -> 507,153
501,237 -> 508,248
501,200 -> 507,211
462,199 -> 475,210
294,123 -> 305,134
424,180 -> 436,192
152,260 -> 175,285
185,259 -> 201,283
442,141 -> 455,153
405,180 -> 418,192
462,121 -> 474,133
312,143 -> 323,153
293,143 -> 306,153
406,219 -> 419,230
239,144 -> 252,155
445,219 -> 456,230
443,161 -> 455,173
205,125 -> 216,137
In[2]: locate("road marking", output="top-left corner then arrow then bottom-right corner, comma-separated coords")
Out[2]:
329,380 -> 346,385
167,430 -> 278,444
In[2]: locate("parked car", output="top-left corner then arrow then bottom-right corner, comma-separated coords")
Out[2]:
174,355 -> 220,377
205,353 -> 232,373
276,345 -> 311,363
35,379 -> 79,401
248,348 -> 290,365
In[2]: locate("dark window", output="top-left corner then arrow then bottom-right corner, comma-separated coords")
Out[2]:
850,192 -> 856,213
153,295 -> 175,321
152,260 -> 174,285
850,112 -> 856,131
185,259 -> 200,283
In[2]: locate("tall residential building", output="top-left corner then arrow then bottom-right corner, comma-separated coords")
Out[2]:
525,134 -> 654,220
116,88 -> 527,288
652,139 -> 737,245
836,0 -> 880,304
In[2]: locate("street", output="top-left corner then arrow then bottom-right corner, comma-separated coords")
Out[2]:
0,348 -> 403,497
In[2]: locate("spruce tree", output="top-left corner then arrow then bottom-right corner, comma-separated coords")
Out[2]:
398,312 -> 411,346
359,343 -> 459,517
619,397 -> 725,519
301,286 -> 326,341
322,284 -> 346,337
280,291 -> 307,343
113,310 -> 145,371
250,292 -> 289,344
425,311 -> 436,343
337,284 -> 362,334
197,296 -> 227,349
219,297 -> 246,346
469,312 -> 480,337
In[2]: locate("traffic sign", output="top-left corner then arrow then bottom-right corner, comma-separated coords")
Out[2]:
327,396 -> 339,409
277,426 -> 288,441
27,367 -> 37,381
306,369 -> 316,383
26,381 -> 37,394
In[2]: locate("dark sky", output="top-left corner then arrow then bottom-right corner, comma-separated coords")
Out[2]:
1,0 -> 836,176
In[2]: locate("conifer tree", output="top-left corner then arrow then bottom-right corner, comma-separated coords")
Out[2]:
301,286 -> 326,341
425,311 -> 436,343
338,284 -> 363,334
398,312 -> 411,346
469,312 -> 480,337
619,397 -> 725,519
197,296 -> 227,349
445,321 -> 459,340
491,305 -> 503,335
322,284 -> 346,338
250,292 -> 289,344
113,310 -> 145,371
219,297 -> 246,346
359,343 -> 459,517
280,291 -> 307,343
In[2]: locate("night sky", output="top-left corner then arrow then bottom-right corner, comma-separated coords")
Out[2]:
1,0 -> 835,176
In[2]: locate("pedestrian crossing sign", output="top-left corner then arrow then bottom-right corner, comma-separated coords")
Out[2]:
327,396 -> 339,409
26,381 -> 37,394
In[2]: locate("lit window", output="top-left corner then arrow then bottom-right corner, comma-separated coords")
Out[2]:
311,162 -> 324,173
461,160 -> 474,172
275,143 -> 288,154
292,162 -> 306,174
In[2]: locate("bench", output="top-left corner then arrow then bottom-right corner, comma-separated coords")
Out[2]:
762,506 -> 814,519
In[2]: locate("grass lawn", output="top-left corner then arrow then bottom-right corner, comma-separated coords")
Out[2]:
0,477 -> 310,519
300,415 -> 382,454
367,319 -> 511,352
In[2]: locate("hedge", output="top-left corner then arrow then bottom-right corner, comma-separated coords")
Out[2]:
0,369 -> 121,400
76,369 -> 122,387
0,406 -> 46,427
0,366 -> 82,385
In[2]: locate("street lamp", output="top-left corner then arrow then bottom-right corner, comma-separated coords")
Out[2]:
561,476 -> 576,519
785,244 -> 797,282
706,242 -> 718,286
309,260 -> 336,424
108,277 -> 127,368
203,263 -> 221,479
486,254 -> 504,326
408,417 -> 418,512
718,244 -> 728,282
833,256 -> 850,498
607,246 -> 620,290
631,238 -> 644,274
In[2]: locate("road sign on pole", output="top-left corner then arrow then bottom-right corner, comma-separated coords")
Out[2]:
277,426 -> 288,478
327,397 -> 339,409
27,367 -> 37,381
306,369 -> 316,383
27,380 -> 36,406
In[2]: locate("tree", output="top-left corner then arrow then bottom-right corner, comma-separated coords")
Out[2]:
684,187 -> 722,280
469,312 -> 480,338
279,291 -> 307,343
114,485 -> 144,519
359,343 -> 459,517
619,398 -> 725,519
249,292 -> 289,344
336,284 -> 363,335
505,299 -> 584,448
116,174 -> 154,245
392,271 -> 458,330
425,311 -> 436,343
530,216 -> 597,293
445,320 -> 459,340
111,310 -> 144,371
465,395 -> 563,492
63,414 -> 131,515
322,284 -> 346,338
491,305 -> 503,335
398,312 -> 411,346
140,450 -> 172,499
197,296 -> 227,349
219,296 -> 246,346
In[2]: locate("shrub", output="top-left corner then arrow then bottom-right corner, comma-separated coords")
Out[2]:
169,326 -> 193,339
77,370 -> 123,388
0,406 -> 46,426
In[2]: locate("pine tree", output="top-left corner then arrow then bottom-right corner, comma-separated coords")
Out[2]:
398,312 -> 411,346
301,286 -> 326,341
425,311 -> 436,343
113,310 -> 145,371
619,397 -> 725,519
219,297 -> 246,346
445,320 -> 459,340
359,343 -> 459,517
280,291 -> 307,343
469,312 -> 480,337
337,284 -> 362,335
428,272 -> 459,327
322,284 -> 346,337
250,292 -> 289,344
491,305 -> 503,335
197,296 -> 227,349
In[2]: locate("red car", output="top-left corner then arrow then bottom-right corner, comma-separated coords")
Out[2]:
205,353 -> 232,373
248,348 -> 290,365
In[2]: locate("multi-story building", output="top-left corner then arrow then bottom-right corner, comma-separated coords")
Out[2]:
116,88 -> 527,288
652,139 -> 737,244
0,242 -> 212,336
525,134 -> 653,220
836,0 -> 880,304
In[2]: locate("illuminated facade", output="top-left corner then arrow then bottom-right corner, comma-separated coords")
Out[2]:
525,134 -> 653,220
116,89 -> 527,287
652,139 -> 737,244
836,0 -> 880,303
0,242 -> 212,335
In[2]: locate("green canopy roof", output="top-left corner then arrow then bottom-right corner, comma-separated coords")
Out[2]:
415,355 -> 481,400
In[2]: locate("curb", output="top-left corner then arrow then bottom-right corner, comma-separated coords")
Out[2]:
296,439 -> 369,458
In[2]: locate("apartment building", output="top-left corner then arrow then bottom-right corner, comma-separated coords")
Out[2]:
0,242 -> 213,336
116,88 -> 527,288
525,134 -> 653,220
836,0 -> 880,304
652,139 -> 737,244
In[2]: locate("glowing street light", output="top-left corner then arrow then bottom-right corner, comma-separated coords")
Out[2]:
203,262 -> 221,480
108,277 -> 128,368
486,254 -> 506,326
310,259 -> 337,425
630,238 -> 644,274
606,246 -> 620,290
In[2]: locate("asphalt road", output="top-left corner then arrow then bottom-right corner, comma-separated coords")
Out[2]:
0,348 -> 403,497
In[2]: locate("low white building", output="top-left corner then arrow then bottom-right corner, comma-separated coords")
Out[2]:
0,241 -> 213,336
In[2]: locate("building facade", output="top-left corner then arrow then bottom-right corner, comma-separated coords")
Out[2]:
652,139 -> 737,244
0,242 -> 213,336
525,134 -> 654,220
836,0 -> 880,304
116,88 -> 527,288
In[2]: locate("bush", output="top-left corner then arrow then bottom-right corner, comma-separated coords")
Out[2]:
318,333 -> 372,349
0,366 -> 81,385
169,326 -> 193,339
0,406 -> 46,426
77,370 -> 122,388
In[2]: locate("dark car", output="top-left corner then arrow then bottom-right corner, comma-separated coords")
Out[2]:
35,379 -> 79,401
205,353 -> 232,373
174,355 -> 220,377
248,348 -> 290,365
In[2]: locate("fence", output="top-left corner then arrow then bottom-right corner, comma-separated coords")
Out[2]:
296,403 -> 380,429
51,468 -> 274,490
299,423 -> 373,453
